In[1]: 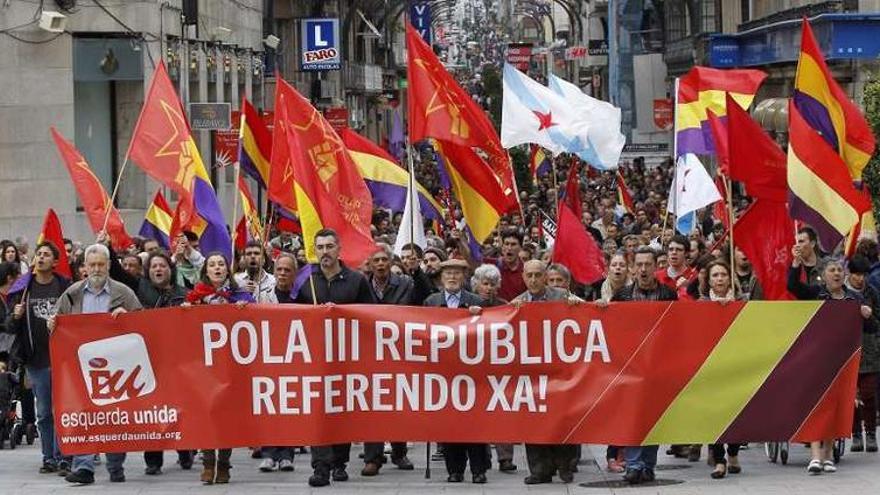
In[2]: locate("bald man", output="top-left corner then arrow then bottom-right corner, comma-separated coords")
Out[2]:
512,260 -> 580,485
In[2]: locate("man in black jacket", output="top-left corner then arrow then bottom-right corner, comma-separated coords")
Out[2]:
296,229 -> 375,487
424,259 -> 489,484
362,244 -> 415,476
608,246 -> 677,485
4,241 -> 70,475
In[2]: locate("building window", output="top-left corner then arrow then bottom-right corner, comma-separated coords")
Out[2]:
666,1 -> 688,42
700,0 -> 718,33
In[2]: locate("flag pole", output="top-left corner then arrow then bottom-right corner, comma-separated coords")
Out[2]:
724,175 -> 736,280
100,157 -> 131,234
663,77 -> 681,243
230,163 -> 242,251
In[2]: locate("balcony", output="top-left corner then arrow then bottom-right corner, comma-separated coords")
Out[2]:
344,63 -> 384,93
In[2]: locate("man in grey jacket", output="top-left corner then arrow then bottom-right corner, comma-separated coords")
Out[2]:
48,243 -> 142,485
513,260 -> 580,485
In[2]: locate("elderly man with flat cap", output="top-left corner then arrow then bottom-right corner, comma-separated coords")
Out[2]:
424,258 -> 490,484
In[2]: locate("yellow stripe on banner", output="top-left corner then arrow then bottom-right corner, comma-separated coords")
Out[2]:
787,147 -> 861,236
445,162 -> 501,242
643,302 -> 821,443
795,54 -> 847,156
241,124 -> 271,183
844,142 -> 873,179
349,151 -> 444,214
294,181 -> 324,264
676,91 -> 756,130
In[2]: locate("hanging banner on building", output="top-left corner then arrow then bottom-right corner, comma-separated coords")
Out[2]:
323,107 -> 349,132
653,99 -> 674,130
188,103 -> 232,130
213,110 -> 241,168
301,18 -> 341,71
410,2 -> 432,45
506,43 -> 533,72
51,301 -> 859,454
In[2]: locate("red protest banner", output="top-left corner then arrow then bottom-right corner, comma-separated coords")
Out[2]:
50,301 -> 859,454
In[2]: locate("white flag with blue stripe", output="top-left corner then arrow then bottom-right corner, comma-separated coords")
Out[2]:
667,153 -> 721,234
547,74 -> 625,170
501,64 -> 592,159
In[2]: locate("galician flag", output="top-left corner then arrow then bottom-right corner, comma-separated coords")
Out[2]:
667,153 -> 722,234
501,64 -> 590,158
393,160 -> 427,256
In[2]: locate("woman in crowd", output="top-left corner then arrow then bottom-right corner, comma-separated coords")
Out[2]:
789,257 -> 872,475
183,252 -> 254,484
599,252 -> 631,303
686,254 -> 715,301
700,261 -> 745,478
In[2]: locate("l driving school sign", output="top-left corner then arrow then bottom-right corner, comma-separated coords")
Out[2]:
301,18 -> 341,71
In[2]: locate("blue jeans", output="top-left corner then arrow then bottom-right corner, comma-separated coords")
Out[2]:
73,453 -> 126,474
27,366 -> 61,465
624,446 -> 658,471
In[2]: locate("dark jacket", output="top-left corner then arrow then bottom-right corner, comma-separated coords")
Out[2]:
369,273 -> 414,305
848,283 -> 880,374
295,264 -> 375,305
612,281 -> 678,302
137,280 -> 188,309
408,266 -> 437,305
787,264 -> 822,299
3,273 -> 71,368
423,289 -> 485,308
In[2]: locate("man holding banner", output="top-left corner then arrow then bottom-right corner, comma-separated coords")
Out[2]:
611,246 -> 678,485
49,244 -> 142,485
294,229 -> 375,487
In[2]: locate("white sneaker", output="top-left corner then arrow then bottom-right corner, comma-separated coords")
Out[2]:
259,458 -> 277,472
807,459 -> 822,475
278,459 -> 294,472
822,461 -> 837,473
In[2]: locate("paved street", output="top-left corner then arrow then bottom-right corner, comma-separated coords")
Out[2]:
1,441 -> 879,494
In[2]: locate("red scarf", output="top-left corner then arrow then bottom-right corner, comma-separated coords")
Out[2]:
186,282 -> 231,304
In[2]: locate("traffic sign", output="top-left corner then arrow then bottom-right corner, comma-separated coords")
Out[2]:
301,18 -> 341,71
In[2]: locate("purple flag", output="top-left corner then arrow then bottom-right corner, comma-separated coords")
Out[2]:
8,272 -> 31,295
291,264 -> 314,299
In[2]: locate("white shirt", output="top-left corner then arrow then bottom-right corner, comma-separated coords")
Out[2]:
234,270 -> 278,303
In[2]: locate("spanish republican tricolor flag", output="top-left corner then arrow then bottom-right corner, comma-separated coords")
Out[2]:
528,145 -> 551,183
274,78 -> 375,265
793,18 -> 875,180
433,140 -> 518,243
341,128 -> 443,221
139,189 -> 173,249
234,177 -> 263,251
238,97 -> 272,189
676,66 -> 766,157
127,63 -> 231,259
50,127 -> 133,251
787,102 -> 871,251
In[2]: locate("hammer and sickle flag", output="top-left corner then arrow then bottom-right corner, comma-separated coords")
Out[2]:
128,63 -> 231,259
274,77 -> 375,266
406,23 -> 517,208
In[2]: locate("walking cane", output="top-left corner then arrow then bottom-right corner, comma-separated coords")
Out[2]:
425,441 -> 431,479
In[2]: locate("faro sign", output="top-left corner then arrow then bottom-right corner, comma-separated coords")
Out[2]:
301,18 -> 341,71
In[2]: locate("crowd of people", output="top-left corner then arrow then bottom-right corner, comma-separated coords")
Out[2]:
1,147 -> 878,487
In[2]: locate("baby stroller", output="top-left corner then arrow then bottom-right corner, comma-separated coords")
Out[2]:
0,365 -> 24,449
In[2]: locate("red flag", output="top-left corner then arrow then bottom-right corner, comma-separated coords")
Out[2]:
406,23 -> 516,204
127,63 -> 212,232
50,128 -> 133,251
275,78 -> 375,265
726,94 -> 787,202
268,75 -> 298,214
234,216 -> 248,252
616,172 -> 635,214
552,164 -> 605,284
733,200 -> 794,301
706,111 -> 729,175
38,209 -> 72,279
